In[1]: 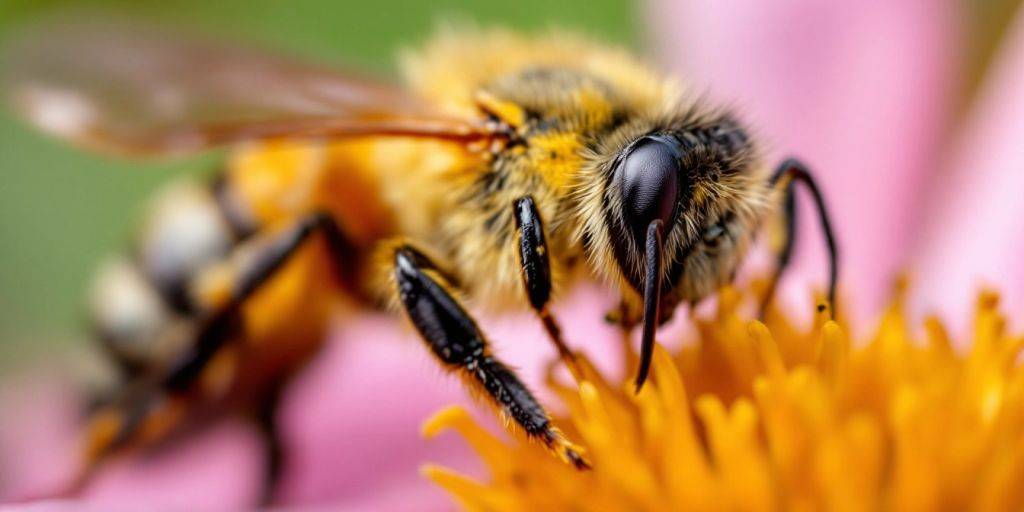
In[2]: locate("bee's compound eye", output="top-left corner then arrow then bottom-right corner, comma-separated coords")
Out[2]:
615,135 -> 685,247
703,223 -> 726,248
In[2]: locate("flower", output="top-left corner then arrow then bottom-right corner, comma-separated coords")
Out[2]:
423,283 -> 1024,511
7,2 -> 1024,509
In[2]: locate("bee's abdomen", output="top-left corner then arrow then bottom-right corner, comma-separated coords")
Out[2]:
135,180 -> 241,313
91,177 -> 245,372
90,256 -> 197,373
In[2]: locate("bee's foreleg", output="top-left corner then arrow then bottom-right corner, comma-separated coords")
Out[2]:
512,196 -> 583,382
760,158 -> 839,317
391,244 -> 590,470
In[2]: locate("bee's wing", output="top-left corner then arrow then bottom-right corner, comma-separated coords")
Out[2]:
1,19 -> 489,157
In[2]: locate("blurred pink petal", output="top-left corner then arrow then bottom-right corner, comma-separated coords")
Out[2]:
482,282 -> 625,396
81,421 -> 262,510
0,374 -> 82,503
276,284 -> 626,509
0,311 -> 494,510
0,501 -> 138,512
275,312 -> 475,510
910,10 -> 1024,332
0,373 -> 270,511
650,0 -> 959,323
0,283 -> 628,511
0,373 -> 266,510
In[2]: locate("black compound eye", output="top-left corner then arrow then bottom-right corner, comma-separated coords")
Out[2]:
615,135 -> 687,248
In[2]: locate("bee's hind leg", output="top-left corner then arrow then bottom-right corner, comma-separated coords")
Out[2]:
390,243 -> 590,469
81,212 -> 355,503
170,211 -> 355,504
163,212 -> 355,392
254,378 -> 287,506
512,196 -> 583,383
759,158 -> 839,318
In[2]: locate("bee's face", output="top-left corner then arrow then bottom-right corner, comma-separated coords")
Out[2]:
584,111 -> 769,313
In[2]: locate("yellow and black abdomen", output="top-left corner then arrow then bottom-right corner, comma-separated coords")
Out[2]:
89,179 -> 241,376
80,139 -> 390,469
84,140 -> 379,452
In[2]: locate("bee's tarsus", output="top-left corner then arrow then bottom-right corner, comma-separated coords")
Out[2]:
566,448 -> 592,470
540,428 -> 591,470
635,219 -> 665,393
394,244 -> 586,466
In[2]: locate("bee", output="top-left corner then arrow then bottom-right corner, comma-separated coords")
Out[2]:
1,18 -> 837,503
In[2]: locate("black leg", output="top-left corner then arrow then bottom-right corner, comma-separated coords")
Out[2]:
393,245 -> 589,469
255,379 -> 287,506
164,212 -> 353,390
512,196 -> 582,382
760,158 -> 839,316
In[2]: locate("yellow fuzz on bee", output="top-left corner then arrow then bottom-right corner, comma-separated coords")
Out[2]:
421,285 -> 1024,511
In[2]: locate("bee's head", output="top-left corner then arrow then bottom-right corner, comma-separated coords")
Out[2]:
581,111 -> 767,390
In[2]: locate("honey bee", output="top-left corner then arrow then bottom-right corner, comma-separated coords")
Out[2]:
2,19 -> 837,503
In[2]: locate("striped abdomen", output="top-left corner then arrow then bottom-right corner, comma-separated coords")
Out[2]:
89,177 -> 247,375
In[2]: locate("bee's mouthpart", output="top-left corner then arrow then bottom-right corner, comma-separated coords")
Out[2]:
634,218 -> 665,393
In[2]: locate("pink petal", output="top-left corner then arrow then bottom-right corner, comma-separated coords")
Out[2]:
0,314 -> 479,510
481,282 -> 626,396
81,421 -> 262,510
0,285 -> 629,511
279,285 -> 627,508
649,0 -> 959,323
0,373 -> 82,503
909,11 -> 1024,332
275,312 -> 477,510
0,372 -> 266,511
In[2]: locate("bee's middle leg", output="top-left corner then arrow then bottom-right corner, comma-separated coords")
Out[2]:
512,196 -> 583,382
390,244 -> 589,469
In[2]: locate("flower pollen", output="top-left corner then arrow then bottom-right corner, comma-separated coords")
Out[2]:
422,285 -> 1024,511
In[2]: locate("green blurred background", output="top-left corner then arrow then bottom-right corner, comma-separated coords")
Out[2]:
0,0 -> 637,369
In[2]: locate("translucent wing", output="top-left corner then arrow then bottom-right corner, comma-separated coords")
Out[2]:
0,18 -> 491,157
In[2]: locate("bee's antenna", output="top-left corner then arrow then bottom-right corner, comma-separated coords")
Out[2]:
634,219 -> 665,393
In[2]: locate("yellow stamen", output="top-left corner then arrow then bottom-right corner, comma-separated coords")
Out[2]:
423,285 -> 1024,511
